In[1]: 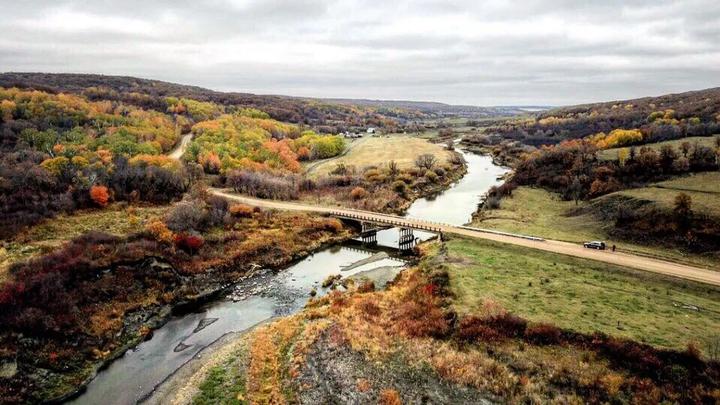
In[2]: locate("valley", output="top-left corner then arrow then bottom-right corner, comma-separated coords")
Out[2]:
0,73 -> 719,404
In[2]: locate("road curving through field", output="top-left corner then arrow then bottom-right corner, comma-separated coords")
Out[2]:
210,188 -> 720,286
167,133 -> 720,286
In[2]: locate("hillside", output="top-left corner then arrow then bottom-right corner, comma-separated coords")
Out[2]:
157,242 -> 720,404
0,72 -> 417,133
0,73 -> 530,133
323,97 -> 549,118
484,86 -> 720,145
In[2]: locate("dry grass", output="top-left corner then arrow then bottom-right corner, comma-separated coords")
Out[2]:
0,204 -> 169,283
305,136 -> 452,177
246,318 -> 303,404
190,242 -> 720,403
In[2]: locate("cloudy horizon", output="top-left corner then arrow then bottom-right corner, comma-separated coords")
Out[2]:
2,0 -> 720,106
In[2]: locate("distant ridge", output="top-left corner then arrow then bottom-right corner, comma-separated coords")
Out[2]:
0,72 -> 545,119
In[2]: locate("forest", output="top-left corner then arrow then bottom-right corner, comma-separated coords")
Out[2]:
0,73 -> 433,134
0,86 -> 344,239
0,74 -> 376,402
485,87 -> 720,146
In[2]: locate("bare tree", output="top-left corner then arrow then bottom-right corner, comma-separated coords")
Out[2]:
415,153 -> 437,170
387,160 -> 400,178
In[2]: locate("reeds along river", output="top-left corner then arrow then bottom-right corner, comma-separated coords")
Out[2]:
68,149 -> 507,405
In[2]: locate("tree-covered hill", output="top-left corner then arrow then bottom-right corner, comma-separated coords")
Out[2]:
485,86 -> 720,146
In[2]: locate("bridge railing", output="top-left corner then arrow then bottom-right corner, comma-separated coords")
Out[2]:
328,210 -> 545,242
328,210 -> 444,233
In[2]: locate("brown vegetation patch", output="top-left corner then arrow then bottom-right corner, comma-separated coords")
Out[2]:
0,194 -> 349,403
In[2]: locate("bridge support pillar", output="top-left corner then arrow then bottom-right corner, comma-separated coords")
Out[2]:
361,221 -> 378,245
398,227 -> 415,252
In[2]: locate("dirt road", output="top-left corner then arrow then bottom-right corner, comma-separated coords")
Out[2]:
168,133 -> 193,160
167,137 -> 719,286
210,189 -> 720,286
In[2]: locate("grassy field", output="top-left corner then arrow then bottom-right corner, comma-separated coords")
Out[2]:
655,171 -> 720,193
610,187 -> 720,219
446,236 -> 720,352
473,186 -> 719,268
305,135 -> 453,177
598,136 -> 719,160
0,204 -> 169,283
605,171 -> 720,219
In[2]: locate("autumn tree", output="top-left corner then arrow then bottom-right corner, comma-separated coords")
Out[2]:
350,186 -> 368,200
199,152 -> 221,174
0,99 -> 15,122
659,145 -> 678,172
90,185 -> 110,207
680,141 -> 692,157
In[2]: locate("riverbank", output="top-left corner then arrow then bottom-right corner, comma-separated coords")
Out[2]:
143,254 -> 409,405
297,149 -> 468,216
158,240 -> 720,403
68,240 -> 409,405
0,210 -> 353,404
460,142 -> 524,168
142,325 -> 255,404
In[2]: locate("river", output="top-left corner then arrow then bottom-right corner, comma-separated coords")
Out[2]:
68,149 -> 506,404
405,149 -> 509,226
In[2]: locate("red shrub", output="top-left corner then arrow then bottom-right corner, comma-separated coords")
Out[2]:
456,316 -> 504,343
379,389 -> 402,405
89,185 -> 110,207
349,186 -> 368,200
423,283 -> 438,296
297,146 -> 310,161
525,322 -> 563,345
596,336 -> 663,375
229,203 -> 255,218
483,312 -> 528,337
393,300 -> 450,338
357,280 -> 375,293
357,299 -> 381,318
174,233 -> 204,252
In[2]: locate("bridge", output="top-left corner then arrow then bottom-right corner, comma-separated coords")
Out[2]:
209,188 -> 720,287
332,210 -> 443,251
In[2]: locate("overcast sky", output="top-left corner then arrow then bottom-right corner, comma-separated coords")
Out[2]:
1,0 -> 719,106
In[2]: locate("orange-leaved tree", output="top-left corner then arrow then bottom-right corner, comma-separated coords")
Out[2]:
89,185 -> 110,207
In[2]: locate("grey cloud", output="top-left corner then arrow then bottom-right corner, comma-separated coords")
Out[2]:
1,0 -> 719,105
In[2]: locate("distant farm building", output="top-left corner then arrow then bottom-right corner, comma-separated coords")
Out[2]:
366,127 -> 377,134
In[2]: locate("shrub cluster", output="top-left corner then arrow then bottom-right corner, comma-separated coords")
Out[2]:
227,170 -> 300,200
514,139 -> 719,202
